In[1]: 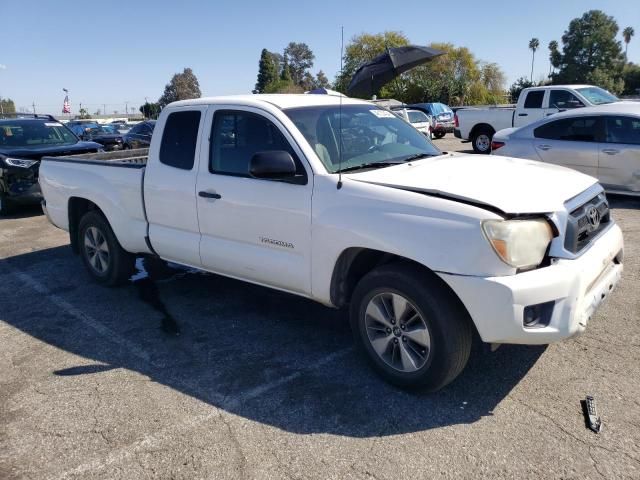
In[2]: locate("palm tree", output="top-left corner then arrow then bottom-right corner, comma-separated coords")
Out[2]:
623,27 -> 635,60
529,38 -> 540,82
548,40 -> 559,76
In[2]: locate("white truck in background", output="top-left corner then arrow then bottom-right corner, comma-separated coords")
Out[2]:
454,85 -> 622,154
39,94 -> 623,391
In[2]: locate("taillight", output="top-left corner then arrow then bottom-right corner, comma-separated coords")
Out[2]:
491,141 -> 505,151
454,113 -> 459,128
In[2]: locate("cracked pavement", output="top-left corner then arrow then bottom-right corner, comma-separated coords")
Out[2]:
1,139 -> 639,479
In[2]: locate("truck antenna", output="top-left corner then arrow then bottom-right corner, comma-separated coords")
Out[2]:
337,25 -> 344,190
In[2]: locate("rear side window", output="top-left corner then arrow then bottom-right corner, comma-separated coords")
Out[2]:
605,116 -> 640,145
159,111 -> 201,170
523,91 -> 544,108
210,110 -> 305,179
534,116 -> 601,142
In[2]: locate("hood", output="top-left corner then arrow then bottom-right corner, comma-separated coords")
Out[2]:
346,154 -> 598,214
85,134 -> 123,143
0,141 -> 102,161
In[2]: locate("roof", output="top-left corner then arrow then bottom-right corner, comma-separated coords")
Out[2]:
170,94 -> 372,110
552,102 -> 640,118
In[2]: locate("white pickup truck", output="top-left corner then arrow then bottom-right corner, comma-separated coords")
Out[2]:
39,94 -> 624,391
454,85 -> 621,154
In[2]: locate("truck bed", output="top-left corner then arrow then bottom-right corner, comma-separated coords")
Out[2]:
42,148 -> 149,167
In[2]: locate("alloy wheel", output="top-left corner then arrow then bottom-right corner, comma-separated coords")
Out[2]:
84,226 -> 110,274
364,292 -> 431,373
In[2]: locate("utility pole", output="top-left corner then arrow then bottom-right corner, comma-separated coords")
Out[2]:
124,100 -> 129,116
103,104 -> 106,116
32,102 -> 36,114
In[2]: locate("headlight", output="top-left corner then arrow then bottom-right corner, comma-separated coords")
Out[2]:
4,158 -> 38,168
482,219 -> 553,269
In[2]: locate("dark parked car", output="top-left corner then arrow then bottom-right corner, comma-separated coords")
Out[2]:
0,114 -> 102,215
68,123 -> 125,151
123,120 -> 155,149
407,103 -> 455,138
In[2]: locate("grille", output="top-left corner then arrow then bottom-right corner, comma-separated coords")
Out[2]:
564,194 -> 610,254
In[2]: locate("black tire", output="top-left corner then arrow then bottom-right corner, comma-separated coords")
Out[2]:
0,192 -> 12,216
78,211 -> 135,286
433,131 -> 446,139
350,262 -> 473,391
471,128 -> 493,154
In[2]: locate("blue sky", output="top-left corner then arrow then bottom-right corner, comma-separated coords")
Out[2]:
1,0 -> 638,114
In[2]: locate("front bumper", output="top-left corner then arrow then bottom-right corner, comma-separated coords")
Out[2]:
0,167 -> 42,204
438,223 -> 624,344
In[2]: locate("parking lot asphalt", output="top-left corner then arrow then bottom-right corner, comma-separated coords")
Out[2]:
1,137 -> 640,479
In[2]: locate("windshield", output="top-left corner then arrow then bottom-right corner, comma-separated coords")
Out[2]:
576,87 -> 619,105
408,110 -> 429,124
0,120 -> 78,148
285,104 -> 440,173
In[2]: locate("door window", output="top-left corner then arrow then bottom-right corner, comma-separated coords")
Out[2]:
534,116 -> 601,142
523,90 -> 544,108
549,90 -> 584,110
210,110 -> 306,181
159,111 -> 201,170
604,116 -> 640,145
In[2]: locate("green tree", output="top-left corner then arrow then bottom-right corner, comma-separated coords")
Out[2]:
78,108 -> 89,119
334,31 -> 410,95
509,77 -> 535,103
480,62 -> 507,103
315,70 -> 330,89
0,98 -> 16,113
280,55 -> 292,82
254,48 -> 279,93
140,102 -> 161,119
552,10 -> 625,93
283,42 -> 315,86
623,26 -> 635,59
529,38 -> 540,82
158,68 -> 202,107
623,63 -> 640,95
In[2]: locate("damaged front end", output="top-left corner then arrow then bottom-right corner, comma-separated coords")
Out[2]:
0,157 -> 42,205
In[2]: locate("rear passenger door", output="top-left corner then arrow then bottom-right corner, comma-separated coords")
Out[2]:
144,108 -> 206,266
599,116 -> 640,193
514,90 -> 546,127
532,115 -> 602,177
195,106 -> 313,295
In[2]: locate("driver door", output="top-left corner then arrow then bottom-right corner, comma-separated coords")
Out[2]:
195,106 -> 313,294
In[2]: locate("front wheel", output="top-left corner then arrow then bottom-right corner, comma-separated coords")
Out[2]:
350,263 -> 473,391
78,211 -> 135,286
472,128 -> 493,154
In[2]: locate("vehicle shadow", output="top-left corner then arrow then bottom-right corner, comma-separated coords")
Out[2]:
608,194 -> 640,210
1,245 -> 545,437
0,203 -> 43,220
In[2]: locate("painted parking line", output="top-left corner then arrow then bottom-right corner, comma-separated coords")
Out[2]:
8,267 -> 354,478
60,346 -> 353,478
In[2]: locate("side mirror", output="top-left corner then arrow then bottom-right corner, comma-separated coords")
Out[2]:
249,150 -> 297,180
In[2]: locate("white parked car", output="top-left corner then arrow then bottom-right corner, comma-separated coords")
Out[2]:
492,103 -> 640,196
39,94 -> 623,391
393,108 -> 433,138
455,85 -> 621,154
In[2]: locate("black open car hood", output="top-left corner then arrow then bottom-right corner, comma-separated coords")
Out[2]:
0,141 -> 103,161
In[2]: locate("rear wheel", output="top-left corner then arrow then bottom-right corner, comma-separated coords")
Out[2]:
433,131 -> 446,139
472,128 -> 493,154
78,211 -> 135,286
350,263 -> 473,391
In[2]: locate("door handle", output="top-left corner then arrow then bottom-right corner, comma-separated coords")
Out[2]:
536,144 -> 552,151
518,113 -> 528,117
198,191 -> 222,199
602,149 -> 619,155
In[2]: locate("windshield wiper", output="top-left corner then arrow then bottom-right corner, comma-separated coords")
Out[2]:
338,161 -> 403,173
398,153 -> 438,162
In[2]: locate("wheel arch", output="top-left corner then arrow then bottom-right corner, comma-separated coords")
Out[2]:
68,197 -> 106,254
469,123 -> 496,139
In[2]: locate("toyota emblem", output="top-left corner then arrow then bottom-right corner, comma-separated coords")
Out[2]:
586,206 -> 601,229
